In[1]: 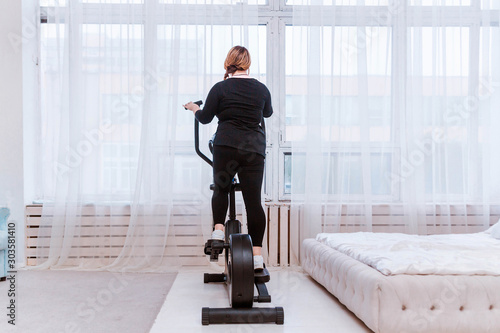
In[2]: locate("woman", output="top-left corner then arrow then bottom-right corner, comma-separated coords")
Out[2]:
184,46 -> 272,270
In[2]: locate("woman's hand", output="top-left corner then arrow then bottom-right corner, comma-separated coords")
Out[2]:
183,101 -> 201,114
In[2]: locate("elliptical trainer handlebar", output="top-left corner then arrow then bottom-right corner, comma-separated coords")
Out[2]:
191,100 -> 213,167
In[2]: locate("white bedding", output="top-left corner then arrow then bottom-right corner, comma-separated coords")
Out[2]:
316,231 -> 500,276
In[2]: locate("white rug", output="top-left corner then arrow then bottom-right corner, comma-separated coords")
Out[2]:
150,267 -> 372,333
0,270 -> 176,333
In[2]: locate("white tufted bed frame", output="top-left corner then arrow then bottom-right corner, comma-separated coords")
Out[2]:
301,238 -> 500,333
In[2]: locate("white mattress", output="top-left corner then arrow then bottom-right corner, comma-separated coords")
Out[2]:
316,231 -> 500,276
302,238 -> 500,333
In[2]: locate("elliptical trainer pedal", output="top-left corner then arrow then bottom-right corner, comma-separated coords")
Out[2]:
204,239 -> 224,262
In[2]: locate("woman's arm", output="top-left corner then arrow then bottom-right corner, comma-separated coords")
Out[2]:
263,87 -> 273,118
194,84 -> 221,124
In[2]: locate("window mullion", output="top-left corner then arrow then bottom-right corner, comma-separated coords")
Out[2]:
391,2 -> 407,202
267,15 -> 282,202
468,3 -> 481,200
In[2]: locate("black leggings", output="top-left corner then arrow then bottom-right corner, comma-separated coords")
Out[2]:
212,145 -> 266,247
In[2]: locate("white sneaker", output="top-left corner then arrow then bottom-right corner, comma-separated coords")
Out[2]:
211,229 -> 225,241
253,255 -> 264,270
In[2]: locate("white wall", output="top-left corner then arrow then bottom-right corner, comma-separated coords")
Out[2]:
0,0 -> 25,267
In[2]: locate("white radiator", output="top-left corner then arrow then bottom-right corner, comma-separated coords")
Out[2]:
25,204 -> 212,267
264,204 -> 299,267
25,203 -> 293,267
25,203 -> 497,267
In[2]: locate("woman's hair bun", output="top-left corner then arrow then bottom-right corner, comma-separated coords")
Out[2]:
224,46 -> 251,80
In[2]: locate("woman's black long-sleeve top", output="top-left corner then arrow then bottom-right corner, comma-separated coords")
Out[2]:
195,78 -> 273,158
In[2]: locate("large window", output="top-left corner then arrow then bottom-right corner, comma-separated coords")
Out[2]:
39,0 -> 500,203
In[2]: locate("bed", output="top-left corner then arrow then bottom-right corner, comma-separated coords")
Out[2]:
301,222 -> 500,333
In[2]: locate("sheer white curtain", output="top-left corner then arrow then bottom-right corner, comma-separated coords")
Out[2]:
33,0 -> 261,272
290,0 -> 500,252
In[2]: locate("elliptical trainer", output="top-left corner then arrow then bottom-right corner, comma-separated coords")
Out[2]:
191,100 -> 284,325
